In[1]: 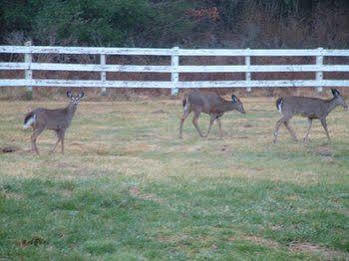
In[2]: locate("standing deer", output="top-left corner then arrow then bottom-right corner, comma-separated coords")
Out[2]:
273,89 -> 347,143
23,91 -> 84,155
179,91 -> 245,139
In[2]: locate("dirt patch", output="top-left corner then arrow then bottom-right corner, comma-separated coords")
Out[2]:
152,109 -> 167,114
221,144 -> 229,151
312,145 -> 336,163
314,146 -> 333,157
289,242 -> 348,260
17,236 -> 47,248
119,143 -> 157,155
244,124 -> 253,128
2,191 -> 24,200
157,234 -> 190,244
236,136 -> 249,139
245,236 -> 280,248
271,225 -> 283,231
1,146 -> 21,154
321,156 -> 335,164
129,186 -> 164,203
71,142 -> 84,147
229,235 -> 280,249
57,162 -> 78,169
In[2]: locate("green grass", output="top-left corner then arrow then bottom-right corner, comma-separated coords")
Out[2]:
0,97 -> 348,260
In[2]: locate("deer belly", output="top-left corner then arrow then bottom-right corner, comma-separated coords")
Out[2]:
47,122 -> 68,130
299,112 -> 317,119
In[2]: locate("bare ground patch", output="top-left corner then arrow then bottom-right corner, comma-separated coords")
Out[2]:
1,146 -> 21,154
313,145 -> 334,157
129,186 -> 164,203
229,235 -> 280,249
289,242 -> 349,260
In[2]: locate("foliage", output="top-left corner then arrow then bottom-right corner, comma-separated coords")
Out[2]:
0,0 -> 348,47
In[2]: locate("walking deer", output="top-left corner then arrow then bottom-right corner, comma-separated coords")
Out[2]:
273,89 -> 347,143
179,91 -> 245,138
23,91 -> 84,155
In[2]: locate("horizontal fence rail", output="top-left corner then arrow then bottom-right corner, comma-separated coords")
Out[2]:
1,43 -> 349,95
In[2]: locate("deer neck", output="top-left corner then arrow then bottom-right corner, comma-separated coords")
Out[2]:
66,103 -> 78,121
218,101 -> 234,112
325,97 -> 339,115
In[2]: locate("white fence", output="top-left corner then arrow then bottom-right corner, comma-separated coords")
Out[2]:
1,42 -> 349,95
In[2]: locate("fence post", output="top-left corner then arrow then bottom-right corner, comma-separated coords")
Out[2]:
316,47 -> 324,92
245,49 -> 251,92
24,41 -> 33,98
100,54 -> 107,95
171,47 -> 179,96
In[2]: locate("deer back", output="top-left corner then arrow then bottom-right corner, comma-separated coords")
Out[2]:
33,106 -> 77,130
279,97 -> 331,119
188,92 -> 237,114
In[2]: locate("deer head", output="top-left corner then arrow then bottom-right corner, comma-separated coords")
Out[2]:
231,95 -> 246,114
331,89 -> 348,110
67,91 -> 85,105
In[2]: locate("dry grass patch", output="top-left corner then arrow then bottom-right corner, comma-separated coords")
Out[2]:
289,242 -> 349,260
129,186 -> 164,203
229,235 -> 280,249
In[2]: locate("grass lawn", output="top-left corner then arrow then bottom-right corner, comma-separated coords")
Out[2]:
0,97 -> 348,260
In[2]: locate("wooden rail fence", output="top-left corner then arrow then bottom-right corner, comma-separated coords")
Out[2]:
1,42 -> 349,95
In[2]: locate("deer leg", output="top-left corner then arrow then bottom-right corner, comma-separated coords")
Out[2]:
273,116 -> 291,143
31,127 -> 45,155
192,111 -> 204,137
205,114 -> 216,138
303,118 -> 313,143
284,120 -> 297,141
179,108 -> 191,139
60,131 -> 66,154
217,118 -> 223,138
320,118 -> 331,142
50,130 -> 62,154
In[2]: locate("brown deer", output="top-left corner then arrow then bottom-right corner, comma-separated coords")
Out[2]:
179,91 -> 245,138
23,91 -> 84,155
273,89 -> 347,143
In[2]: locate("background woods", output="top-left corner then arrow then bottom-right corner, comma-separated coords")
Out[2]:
1,0 -> 349,48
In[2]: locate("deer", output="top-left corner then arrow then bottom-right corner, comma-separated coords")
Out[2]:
179,91 -> 245,139
273,88 -> 348,144
23,91 -> 85,155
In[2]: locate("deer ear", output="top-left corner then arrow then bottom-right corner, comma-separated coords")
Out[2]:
331,89 -> 340,97
67,91 -> 72,98
231,95 -> 237,103
78,92 -> 85,99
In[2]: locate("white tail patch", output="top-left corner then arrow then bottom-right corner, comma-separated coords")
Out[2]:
184,102 -> 188,111
23,114 -> 36,129
184,97 -> 189,111
277,100 -> 283,114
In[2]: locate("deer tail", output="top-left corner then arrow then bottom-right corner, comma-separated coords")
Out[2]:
276,98 -> 283,113
182,98 -> 186,107
23,112 -> 36,129
182,94 -> 190,111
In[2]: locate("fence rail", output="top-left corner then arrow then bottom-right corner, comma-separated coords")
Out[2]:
1,43 -> 349,95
